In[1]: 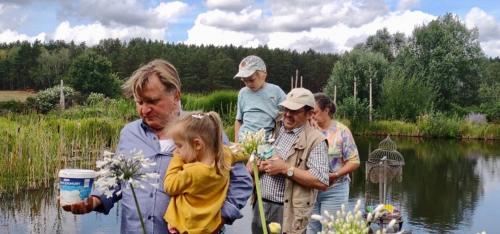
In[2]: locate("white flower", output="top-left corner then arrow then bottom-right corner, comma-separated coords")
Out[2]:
94,149 -> 159,198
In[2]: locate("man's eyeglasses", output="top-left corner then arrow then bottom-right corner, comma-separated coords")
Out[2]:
281,107 -> 305,115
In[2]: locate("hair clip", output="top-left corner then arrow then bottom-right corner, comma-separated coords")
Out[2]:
191,114 -> 204,119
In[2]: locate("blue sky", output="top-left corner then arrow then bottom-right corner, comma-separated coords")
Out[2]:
1,0 -> 499,56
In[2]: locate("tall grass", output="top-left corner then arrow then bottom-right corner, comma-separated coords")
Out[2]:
182,90 -> 238,140
0,114 -> 125,193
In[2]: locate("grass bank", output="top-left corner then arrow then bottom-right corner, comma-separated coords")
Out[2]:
344,115 -> 500,140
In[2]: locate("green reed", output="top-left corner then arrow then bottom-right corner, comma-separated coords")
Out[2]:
0,114 -> 125,193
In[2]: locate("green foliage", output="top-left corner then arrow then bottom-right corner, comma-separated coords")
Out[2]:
395,13 -> 485,111
0,100 -> 27,113
378,68 -> 436,121
0,114 -> 124,192
181,90 -> 238,127
354,120 -> 420,137
86,92 -> 106,106
417,113 -> 461,138
26,85 -> 80,113
336,97 -> 369,123
324,49 -> 388,108
0,39 -> 338,94
67,52 -> 122,97
54,98 -> 137,120
354,28 -> 407,62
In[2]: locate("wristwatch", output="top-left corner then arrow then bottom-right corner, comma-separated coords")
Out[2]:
286,166 -> 295,177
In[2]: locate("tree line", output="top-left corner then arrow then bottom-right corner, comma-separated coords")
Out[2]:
0,13 -> 498,122
0,39 -> 339,95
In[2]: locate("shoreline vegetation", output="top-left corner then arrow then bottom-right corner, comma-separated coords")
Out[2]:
0,90 -> 498,193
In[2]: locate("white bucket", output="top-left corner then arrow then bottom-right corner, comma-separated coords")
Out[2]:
58,169 -> 96,206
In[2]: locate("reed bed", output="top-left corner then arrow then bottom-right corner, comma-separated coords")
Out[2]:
0,115 -> 125,193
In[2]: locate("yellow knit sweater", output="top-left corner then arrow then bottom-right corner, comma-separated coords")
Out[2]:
164,149 -> 236,234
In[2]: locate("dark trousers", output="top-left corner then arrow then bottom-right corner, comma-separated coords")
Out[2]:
251,199 -> 284,234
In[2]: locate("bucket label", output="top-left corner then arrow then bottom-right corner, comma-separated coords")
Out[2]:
59,177 -> 94,205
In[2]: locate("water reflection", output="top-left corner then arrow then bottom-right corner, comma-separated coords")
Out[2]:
0,137 -> 499,233
351,137 -> 500,233
0,189 -> 120,233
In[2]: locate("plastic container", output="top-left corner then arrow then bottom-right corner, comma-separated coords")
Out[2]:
58,169 -> 96,206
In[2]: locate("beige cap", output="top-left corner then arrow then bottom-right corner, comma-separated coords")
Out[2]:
234,55 -> 266,78
279,88 -> 315,110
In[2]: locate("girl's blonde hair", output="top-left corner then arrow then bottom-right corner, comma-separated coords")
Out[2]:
170,111 -> 229,175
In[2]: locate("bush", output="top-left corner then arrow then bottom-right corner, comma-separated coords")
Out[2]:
0,100 -> 28,113
86,92 -> 107,106
337,97 -> 369,123
378,70 -> 436,121
26,86 -> 80,114
417,113 -> 461,138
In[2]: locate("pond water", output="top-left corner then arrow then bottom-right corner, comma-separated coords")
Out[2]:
1,136 -> 499,233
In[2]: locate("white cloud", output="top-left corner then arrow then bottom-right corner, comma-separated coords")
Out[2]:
53,21 -> 165,45
480,40 -> 500,57
465,7 -> 500,41
198,0 -> 389,32
0,3 -> 26,30
397,0 -> 419,11
185,22 -> 261,47
186,4 -> 435,54
265,0 -> 388,30
465,7 -> 500,57
0,29 -> 46,43
197,9 -> 261,31
59,0 -> 188,28
205,0 -> 252,11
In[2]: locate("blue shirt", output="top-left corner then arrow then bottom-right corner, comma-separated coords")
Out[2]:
92,119 -> 253,234
236,83 -> 286,141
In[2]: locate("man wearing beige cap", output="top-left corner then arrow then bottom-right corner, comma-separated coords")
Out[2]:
250,88 -> 329,234
234,55 -> 286,142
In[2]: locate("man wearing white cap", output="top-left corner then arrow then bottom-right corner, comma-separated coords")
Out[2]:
234,55 -> 286,142
251,88 -> 330,234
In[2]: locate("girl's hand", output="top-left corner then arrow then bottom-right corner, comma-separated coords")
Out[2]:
168,224 -> 179,234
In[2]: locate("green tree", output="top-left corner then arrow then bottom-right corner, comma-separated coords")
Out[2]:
378,68 -> 437,121
354,28 -> 406,62
67,52 -> 121,97
395,13 -> 485,111
324,49 -> 389,108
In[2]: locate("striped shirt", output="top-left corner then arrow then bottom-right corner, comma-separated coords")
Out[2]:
261,124 -> 329,203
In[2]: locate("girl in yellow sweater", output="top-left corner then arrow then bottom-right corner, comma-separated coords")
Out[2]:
164,111 -> 245,234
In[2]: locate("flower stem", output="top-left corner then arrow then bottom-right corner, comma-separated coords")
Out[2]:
253,157 -> 268,234
130,183 -> 147,234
